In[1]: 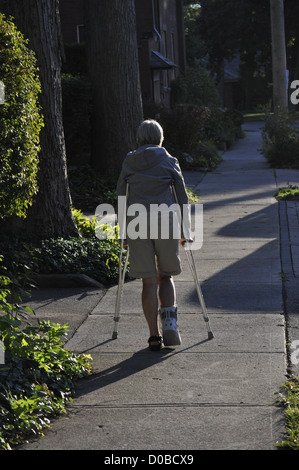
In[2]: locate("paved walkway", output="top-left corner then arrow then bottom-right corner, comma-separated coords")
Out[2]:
20,122 -> 299,451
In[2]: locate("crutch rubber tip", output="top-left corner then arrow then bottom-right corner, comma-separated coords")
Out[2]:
208,331 -> 214,340
112,331 -> 118,340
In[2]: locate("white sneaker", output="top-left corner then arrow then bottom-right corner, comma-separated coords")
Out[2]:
159,306 -> 181,346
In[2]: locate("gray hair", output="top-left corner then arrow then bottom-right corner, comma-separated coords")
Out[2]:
136,119 -> 164,147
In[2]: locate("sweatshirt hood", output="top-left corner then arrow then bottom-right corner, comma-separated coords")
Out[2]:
125,145 -> 168,171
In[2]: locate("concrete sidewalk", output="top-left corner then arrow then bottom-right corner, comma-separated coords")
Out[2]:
20,122 -> 299,451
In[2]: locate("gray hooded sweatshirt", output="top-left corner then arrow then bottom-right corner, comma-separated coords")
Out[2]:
116,145 -> 191,238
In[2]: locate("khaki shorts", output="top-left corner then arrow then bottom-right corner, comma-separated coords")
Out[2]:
127,237 -> 181,279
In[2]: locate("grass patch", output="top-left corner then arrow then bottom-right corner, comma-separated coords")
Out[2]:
275,185 -> 299,201
276,375 -> 299,450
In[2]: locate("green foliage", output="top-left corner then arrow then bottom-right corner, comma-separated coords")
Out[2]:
151,64 -> 244,170
0,234 -> 125,286
198,0 -> 271,76
144,97 -> 243,171
261,107 -> 299,168
0,13 -> 43,219
183,141 -> 222,171
0,268 -> 91,449
72,208 -> 97,238
197,1 -> 273,109
0,170 -> 127,288
204,107 -> 244,149
35,237 -> 123,284
153,104 -> 212,155
274,185 -> 299,201
184,3 -> 207,66
186,187 -> 199,203
172,65 -> 222,107
276,375 -> 299,450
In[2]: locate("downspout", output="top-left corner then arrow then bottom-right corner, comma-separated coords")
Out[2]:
152,0 -> 161,51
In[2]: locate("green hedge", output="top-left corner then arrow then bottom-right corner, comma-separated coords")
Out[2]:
0,14 -> 43,219
171,65 -> 222,107
0,235 -> 125,287
261,107 -> 299,168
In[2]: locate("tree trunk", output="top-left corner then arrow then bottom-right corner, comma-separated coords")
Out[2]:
0,0 -> 79,238
270,0 -> 288,110
84,0 -> 143,175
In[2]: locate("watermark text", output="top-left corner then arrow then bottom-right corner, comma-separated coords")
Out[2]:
290,80 -> 299,105
0,80 -> 4,104
95,199 -> 203,250
0,340 -> 4,365
290,340 -> 299,366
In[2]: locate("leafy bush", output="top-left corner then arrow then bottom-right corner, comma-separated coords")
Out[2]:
0,268 -> 92,449
261,107 -> 299,168
33,237 -> 123,284
0,187 -> 127,288
168,65 -> 244,156
156,104 -> 211,154
72,208 -> 97,238
0,234 -> 125,286
204,107 -> 244,149
144,72 -> 243,171
0,13 -> 43,219
171,65 -> 222,107
183,141 -> 222,170
144,103 -> 222,170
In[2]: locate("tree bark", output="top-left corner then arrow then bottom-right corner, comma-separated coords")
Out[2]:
0,0 -> 79,238
84,0 -> 143,175
270,0 -> 288,109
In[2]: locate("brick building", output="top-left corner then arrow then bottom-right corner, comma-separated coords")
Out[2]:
59,0 -> 186,108
134,0 -> 186,107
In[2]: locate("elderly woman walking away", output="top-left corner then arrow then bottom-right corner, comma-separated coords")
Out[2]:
116,119 -> 190,351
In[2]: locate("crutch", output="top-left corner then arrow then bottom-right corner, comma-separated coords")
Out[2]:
112,182 -> 129,340
171,183 -> 214,340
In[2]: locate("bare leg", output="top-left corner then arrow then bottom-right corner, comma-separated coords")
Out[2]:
158,274 -> 176,307
142,277 -> 160,338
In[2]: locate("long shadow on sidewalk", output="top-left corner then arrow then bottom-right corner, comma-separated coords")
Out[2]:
75,339 -> 210,398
